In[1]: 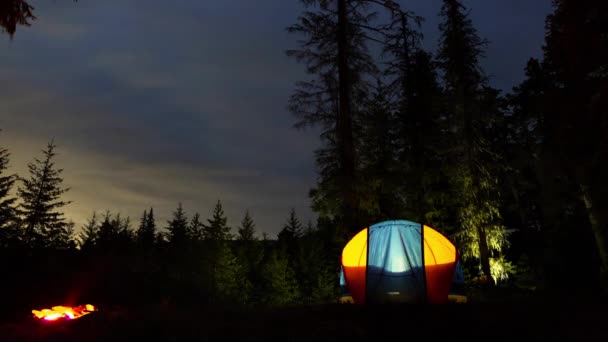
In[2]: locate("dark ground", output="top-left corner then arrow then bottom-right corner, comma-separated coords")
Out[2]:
1,298 -> 607,341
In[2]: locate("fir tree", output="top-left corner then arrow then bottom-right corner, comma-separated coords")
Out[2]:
166,203 -> 188,247
146,207 -> 157,243
237,210 -> 256,241
287,0 -> 380,235
357,79 -> 401,221
235,210 -> 263,298
260,248 -> 301,305
203,200 -> 232,241
188,212 -> 204,242
114,214 -> 134,251
78,211 -> 99,250
437,0 -> 509,282
214,245 -> 251,304
0,141 -> 18,247
96,211 -> 116,250
136,208 -> 156,248
17,140 -> 72,248
278,208 -> 303,243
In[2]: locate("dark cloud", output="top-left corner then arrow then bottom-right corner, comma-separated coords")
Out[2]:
0,0 -> 552,236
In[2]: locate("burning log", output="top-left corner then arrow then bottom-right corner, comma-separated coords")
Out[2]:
32,304 -> 98,321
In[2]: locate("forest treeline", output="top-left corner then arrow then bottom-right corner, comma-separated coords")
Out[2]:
0,142 -> 339,307
0,0 -> 606,308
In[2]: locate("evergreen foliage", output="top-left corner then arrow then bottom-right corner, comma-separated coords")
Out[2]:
16,140 -> 72,249
0,141 -> 18,247
166,203 -> 189,247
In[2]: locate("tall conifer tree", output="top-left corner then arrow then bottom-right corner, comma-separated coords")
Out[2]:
17,140 -> 72,248
436,0 -> 509,282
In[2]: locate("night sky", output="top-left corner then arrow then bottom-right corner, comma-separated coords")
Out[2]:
0,0 -> 552,237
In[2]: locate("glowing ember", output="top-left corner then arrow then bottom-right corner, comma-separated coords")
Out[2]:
32,304 -> 97,321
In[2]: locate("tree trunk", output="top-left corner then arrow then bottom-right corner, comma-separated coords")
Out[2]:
580,183 -> 608,289
337,0 -> 358,234
476,224 -> 492,282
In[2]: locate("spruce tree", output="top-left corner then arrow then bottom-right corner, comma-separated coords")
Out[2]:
436,0 -> 509,282
202,200 -> 235,300
78,211 -> 99,250
277,208 -> 303,243
237,210 -> 256,241
235,210 -> 263,298
166,203 -> 188,247
287,0 -> 380,235
260,248 -> 301,305
96,211 -> 116,250
17,140 -> 72,248
357,79 -> 401,221
114,214 -> 134,251
136,208 -> 156,248
203,200 -> 232,241
214,244 -> 251,304
188,212 -> 204,242
0,142 -> 18,247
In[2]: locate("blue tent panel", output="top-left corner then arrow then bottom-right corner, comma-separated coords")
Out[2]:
366,220 -> 426,303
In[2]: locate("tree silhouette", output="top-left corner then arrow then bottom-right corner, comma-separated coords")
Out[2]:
136,209 -> 156,248
17,140 -> 72,248
78,211 -> 99,250
278,208 -> 303,243
187,212 -> 204,242
166,203 -> 188,247
203,200 -> 232,241
437,0 -> 509,282
0,141 -> 18,247
287,0 -> 381,235
237,210 -> 256,241
259,248 -> 300,305
0,0 -> 35,38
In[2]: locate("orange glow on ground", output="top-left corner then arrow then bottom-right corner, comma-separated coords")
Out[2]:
32,304 -> 97,321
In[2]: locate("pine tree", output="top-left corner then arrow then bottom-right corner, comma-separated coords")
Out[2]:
146,207 -> 157,243
235,210 -> 263,297
237,210 -> 256,241
214,245 -> 251,304
166,203 -> 188,247
188,212 -> 204,242
278,208 -> 303,243
136,208 -> 156,248
201,200 -> 234,300
78,211 -> 99,250
0,141 -> 18,247
357,79 -> 401,221
287,0 -> 380,235
114,214 -> 134,251
203,200 -> 232,241
17,140 -> 72,248
0,0 -> 36,38
260,248 -> 301,305
96,211 -> 116,250
437,0 -> 510,283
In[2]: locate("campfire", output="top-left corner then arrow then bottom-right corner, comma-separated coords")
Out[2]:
32,304 -> 98,321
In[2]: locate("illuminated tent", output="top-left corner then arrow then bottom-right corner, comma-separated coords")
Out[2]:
340,220 -> 460,304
